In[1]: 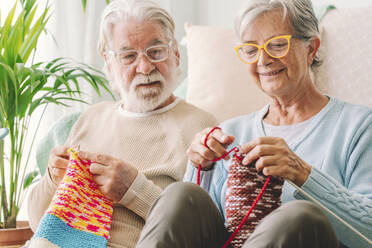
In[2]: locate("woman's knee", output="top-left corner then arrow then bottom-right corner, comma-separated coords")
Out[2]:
282,200 -> 331,228
146,182 -> 223,234
150,182 -> 215,220
160,182 -> 211,207
245,201 -> 338,248
254,200 -> 334,236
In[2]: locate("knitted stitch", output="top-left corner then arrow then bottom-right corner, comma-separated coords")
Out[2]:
225,154 -> 284,248
29,148 -> 113,248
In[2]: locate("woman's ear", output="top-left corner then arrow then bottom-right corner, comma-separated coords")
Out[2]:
307,36 -> 320,66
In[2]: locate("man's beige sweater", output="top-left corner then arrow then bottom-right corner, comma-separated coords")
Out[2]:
27,98 -> 216,248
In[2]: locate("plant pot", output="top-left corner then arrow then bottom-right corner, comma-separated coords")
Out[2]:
0,221 -> 33,247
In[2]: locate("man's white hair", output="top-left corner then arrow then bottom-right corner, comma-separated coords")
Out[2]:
98,0 -> 175,57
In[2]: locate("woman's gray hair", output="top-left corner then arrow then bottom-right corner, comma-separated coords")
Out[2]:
98,0 -> 175,57
235,0 -> 321,70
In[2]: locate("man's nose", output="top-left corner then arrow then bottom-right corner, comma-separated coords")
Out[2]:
136,53 -> 155,75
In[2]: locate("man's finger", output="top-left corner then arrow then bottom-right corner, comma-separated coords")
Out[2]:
51,167 -> 66,177
51,146 -> 70,158
90,163 -> 106,175
78,150 -> 112,164
50,156 -> 69,169
92,174 -> 106,186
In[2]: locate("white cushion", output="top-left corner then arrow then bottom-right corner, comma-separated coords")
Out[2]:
185,24 -> 269,122
315,7 -> 372,107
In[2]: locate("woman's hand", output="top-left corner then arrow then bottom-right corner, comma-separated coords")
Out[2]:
78,150 -> 138,202
48,146 -> 70,185
240,137 -> 312,186
187,127 -> 235,170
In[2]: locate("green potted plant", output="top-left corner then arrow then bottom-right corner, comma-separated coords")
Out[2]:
81,0 -> 111,11
0,0 -> 112,244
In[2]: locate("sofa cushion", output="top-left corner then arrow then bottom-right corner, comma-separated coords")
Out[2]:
315,7 -> 372,108
185,24 -> 269,122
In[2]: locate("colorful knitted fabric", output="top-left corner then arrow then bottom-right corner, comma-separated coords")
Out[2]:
29,148 -> 113,248
225,154 -> 284,248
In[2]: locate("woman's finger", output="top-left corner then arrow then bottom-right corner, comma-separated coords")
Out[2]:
254,154 -> 279,172
242,144 -> 276,165
188,149 -> 214,169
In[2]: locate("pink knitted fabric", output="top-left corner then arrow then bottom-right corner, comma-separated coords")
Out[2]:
225,155 -> 284,248
29,148 -> 113,248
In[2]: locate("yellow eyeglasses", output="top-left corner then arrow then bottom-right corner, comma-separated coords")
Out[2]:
234,35 -> 304,64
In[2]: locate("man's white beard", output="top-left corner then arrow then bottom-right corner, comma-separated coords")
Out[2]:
119,70 -> 180,113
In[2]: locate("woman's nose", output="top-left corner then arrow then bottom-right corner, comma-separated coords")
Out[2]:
257,49 -> 274,66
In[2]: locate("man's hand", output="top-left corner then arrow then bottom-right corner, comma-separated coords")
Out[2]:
78,151 -> 138,202
48,146 -> 70,185
187,127 -> 235,170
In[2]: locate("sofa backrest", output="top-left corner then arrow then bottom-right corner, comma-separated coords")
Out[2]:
315,7 -> 372,107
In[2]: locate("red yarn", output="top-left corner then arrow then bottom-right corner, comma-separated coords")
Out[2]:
197,127 -> 239,185
197,146 -> 239,185
203,127 -> 221,148
197,127 -> 272,248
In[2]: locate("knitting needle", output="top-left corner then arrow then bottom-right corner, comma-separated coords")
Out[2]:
286,180 -> 372,246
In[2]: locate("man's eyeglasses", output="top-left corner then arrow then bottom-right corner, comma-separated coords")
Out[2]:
108,40 -> 172,65
234,35 -> 305,64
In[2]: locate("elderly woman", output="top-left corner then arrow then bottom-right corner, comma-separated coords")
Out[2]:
136,0 -> 372,248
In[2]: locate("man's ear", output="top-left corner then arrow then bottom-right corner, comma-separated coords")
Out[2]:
307,36 -> 320,66
103,52 -> 119,93
171,39 -> 181,66
175,49 -> 180,67
103,52 -> 113,74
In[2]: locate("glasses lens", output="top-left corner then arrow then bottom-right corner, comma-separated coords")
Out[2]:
146,45 -> 168,62
266,37 -> 289,58
239,45 -> 259,63
118,51 -> 138,65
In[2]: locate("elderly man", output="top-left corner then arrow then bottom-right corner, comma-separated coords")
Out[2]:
27,0 -> 216,247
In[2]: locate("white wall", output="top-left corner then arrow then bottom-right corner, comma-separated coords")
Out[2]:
193,0 -> 372,29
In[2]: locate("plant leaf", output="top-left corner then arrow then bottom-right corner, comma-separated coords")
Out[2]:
82,0 -> 87,12
23,171 -> 39,189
